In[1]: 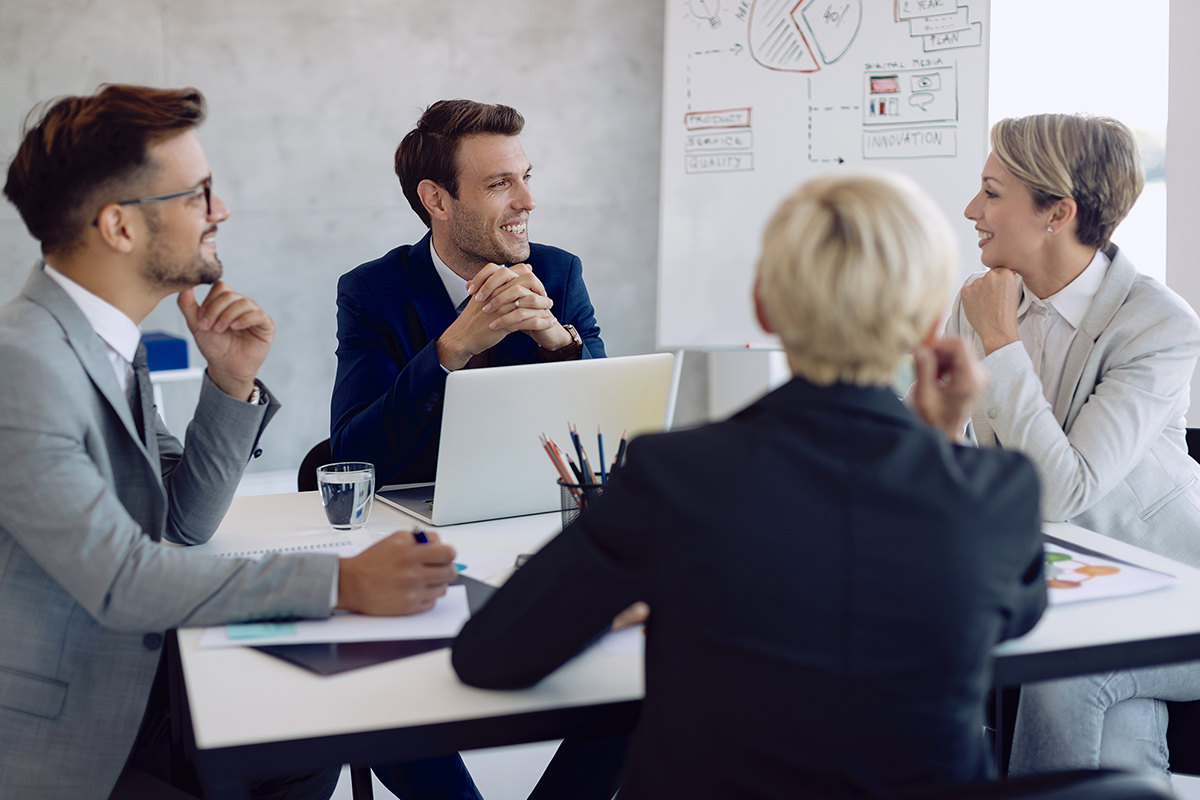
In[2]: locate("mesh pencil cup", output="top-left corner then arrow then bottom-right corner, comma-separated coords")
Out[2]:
559,479 -> 604,529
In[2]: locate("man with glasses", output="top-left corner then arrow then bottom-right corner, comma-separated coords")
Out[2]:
0,84 -> 460,800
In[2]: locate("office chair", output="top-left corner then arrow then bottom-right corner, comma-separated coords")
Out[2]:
1163,428 -> 1200,774
297,438 -> 332,492
899,770 -> 1173,800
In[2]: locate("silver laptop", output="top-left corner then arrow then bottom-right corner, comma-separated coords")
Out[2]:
376,353 -> 675,526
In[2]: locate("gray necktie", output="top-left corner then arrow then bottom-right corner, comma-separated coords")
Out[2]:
129,344 -> 153,447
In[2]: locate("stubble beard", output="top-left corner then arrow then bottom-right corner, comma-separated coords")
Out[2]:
448,198 -> 529,272
141,211 -> 223,290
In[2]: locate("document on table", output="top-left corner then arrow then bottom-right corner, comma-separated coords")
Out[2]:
199,585 -> 470,648
1044,538 -> 1177,606
600,624 -> 645,655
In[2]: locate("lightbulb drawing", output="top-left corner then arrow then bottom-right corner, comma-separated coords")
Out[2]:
689,0 -> 721,28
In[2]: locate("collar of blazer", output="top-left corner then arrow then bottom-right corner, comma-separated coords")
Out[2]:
1052,244 -> 1137,426
21,263 -> 154,461
405,231 -> 457,344
756,374 -> 920,430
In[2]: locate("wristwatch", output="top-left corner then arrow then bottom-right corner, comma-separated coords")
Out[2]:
539,324 -> 583,361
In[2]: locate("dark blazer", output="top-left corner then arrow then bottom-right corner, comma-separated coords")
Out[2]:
453,377 -> 1047,800
332,232 -> 605,484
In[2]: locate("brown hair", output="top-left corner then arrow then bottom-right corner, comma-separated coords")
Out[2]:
394,99 -> 525,227
4,84 -> 206,255
990,114 -> 1143,250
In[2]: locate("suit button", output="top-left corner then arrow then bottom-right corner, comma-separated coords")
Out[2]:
986,409 -> 997,419
253,448 -> 263,458
143,633 -> 163,650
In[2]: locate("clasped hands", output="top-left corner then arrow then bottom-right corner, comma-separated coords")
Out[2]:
437,262 -> 573,371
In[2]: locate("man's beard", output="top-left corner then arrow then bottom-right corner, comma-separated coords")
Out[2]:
141,211 -> 222,290
448,198 -> 529,271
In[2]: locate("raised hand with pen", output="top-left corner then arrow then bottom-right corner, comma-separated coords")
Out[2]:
335,528 -> 458,616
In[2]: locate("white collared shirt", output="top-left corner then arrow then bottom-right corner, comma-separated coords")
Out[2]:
1015,249 -> 1109,404
42,261 -> 141,394
429,239 -> 471,312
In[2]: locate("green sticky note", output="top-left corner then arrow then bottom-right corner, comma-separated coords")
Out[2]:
226,622 -> 298,640
1045,552 -> 1072,564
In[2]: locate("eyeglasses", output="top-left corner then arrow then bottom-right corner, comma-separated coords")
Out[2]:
91,180 -> 212,226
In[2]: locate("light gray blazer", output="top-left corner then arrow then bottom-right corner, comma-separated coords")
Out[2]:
947,245 -> 1200,568
0,265 -> 338,800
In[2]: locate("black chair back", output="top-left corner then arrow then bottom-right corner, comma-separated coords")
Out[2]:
1165,428 -> 1200,774
297,439 -> 332,492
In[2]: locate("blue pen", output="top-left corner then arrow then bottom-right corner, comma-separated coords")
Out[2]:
597,426 -> 606,484
413,527 -> 429,544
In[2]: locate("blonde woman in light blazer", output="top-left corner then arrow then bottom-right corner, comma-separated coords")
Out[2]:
948,113 -> 1200,780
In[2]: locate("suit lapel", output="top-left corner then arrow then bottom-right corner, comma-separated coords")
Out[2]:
1053,245 -> 1136,426
22,265 -> 157,464
406,233 -> 457,339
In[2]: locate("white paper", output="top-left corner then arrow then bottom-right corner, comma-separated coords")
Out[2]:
454,551 -> 517,582
199,585 -> 470,648
1046,543 -> 1178,606
600,624 -> 646,655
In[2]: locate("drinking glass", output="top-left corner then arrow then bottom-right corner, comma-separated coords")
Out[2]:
316,462 -> 375,530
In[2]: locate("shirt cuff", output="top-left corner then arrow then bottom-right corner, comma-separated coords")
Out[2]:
330,565 -> 339,607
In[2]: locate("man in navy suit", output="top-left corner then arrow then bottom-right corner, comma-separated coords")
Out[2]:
333,100 -> 620,800
332,99 -> 604,486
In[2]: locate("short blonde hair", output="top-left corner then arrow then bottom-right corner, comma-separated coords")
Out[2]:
756,173 -> 956,386
990,114 -> 1143,250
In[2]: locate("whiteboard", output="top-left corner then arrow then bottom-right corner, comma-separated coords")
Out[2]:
657,0 -> 990,349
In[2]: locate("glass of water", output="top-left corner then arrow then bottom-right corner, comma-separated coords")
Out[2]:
316,462 -> 375,530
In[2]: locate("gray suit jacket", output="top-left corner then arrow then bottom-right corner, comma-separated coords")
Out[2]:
0,265 -> 338,800
947,245 -> 1200,567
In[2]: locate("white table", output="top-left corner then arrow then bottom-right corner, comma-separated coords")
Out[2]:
994,522 -> 1200,686
172,493 -> 642,799
173,495 -> 1200,797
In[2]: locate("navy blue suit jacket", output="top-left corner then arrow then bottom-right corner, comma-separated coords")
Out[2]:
453,378 -> 1047,799
332,232 -> 604,485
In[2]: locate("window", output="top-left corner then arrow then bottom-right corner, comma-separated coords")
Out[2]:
989,0 -> 1169,282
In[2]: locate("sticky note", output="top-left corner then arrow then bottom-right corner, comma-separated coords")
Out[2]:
226,622 -> 298,640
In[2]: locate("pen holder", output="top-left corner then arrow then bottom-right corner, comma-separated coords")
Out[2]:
559,479 -> 604,529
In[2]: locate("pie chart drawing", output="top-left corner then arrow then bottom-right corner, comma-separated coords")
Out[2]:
747,0 -> 821,73
797,0 -> 862,65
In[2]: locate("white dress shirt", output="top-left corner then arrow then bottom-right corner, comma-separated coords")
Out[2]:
1014,249 -> 1109,404
42,261 -> 141,395
430,239 -> 471,311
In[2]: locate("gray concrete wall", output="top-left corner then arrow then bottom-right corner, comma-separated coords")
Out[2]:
0,0 -> 709,476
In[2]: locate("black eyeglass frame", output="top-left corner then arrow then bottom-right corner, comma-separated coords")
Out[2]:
91,180 -> 212,226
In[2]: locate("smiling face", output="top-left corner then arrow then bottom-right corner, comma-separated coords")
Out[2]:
442,134 -> 535,272
963,151 -> 1057,277
138,131 -> 230,291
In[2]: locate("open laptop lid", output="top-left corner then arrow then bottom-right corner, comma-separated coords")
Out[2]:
413,352 -> 674,526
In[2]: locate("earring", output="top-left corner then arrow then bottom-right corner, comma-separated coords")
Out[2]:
1047,227 -> 1054,233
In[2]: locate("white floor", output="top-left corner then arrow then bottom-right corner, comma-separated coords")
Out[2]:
328,741 -> 561,800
